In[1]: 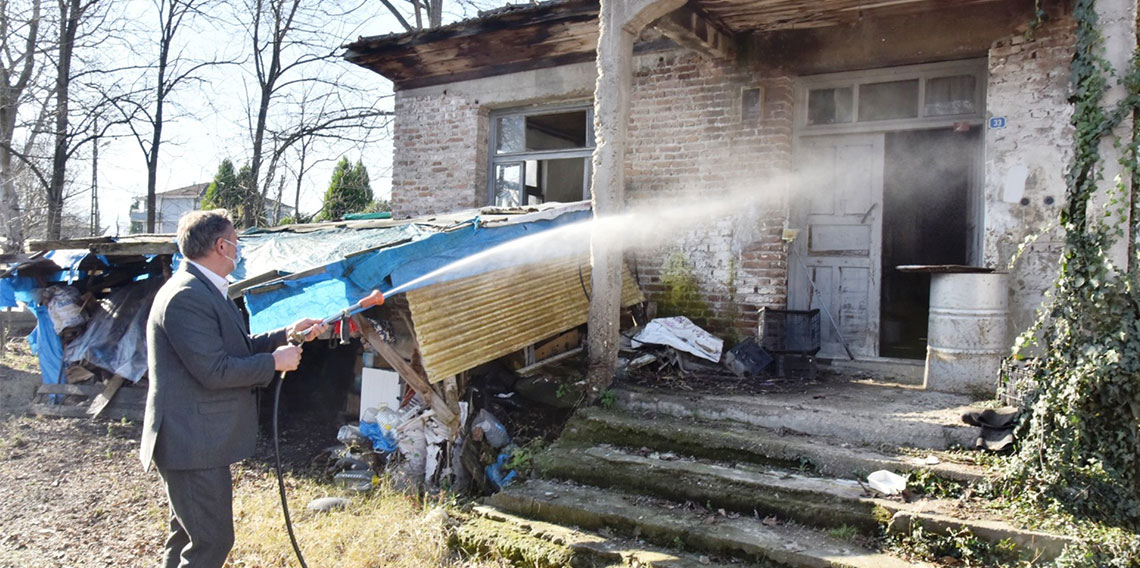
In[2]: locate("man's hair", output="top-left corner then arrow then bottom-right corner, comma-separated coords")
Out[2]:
177,209 -> 233,260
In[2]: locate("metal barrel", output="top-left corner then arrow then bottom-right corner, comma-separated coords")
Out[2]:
923,272 -> 1010,395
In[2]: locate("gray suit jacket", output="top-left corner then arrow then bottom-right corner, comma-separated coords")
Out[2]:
140,263 -> 286,471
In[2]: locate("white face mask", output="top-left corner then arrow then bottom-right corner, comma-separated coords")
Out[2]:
222,238 -> 242,269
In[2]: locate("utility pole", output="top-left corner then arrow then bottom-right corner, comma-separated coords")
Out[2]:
90,120 -> 99,236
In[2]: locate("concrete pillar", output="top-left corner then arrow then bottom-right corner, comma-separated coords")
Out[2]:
586,0 -> 684,395
1092,0 -> 1138,270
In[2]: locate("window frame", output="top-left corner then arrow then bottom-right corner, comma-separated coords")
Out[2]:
796,59 -> 987,135
487,102 -> 596,206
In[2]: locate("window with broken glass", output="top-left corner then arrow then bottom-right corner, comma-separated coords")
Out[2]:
488,105 -> 595,207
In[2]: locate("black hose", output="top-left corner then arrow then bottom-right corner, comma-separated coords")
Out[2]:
273,375 -> 309,568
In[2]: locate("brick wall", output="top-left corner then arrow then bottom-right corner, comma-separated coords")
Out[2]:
984,13 -> 1075,338
627,52 -> 794,339
390,91 -> 487,219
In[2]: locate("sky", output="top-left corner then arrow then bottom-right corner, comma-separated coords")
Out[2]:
68,1 -> 504,235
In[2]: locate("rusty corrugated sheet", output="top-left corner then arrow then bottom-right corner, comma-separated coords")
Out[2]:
406,255 -> 643,383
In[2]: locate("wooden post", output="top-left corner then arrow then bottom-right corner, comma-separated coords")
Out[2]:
354,315 -> 460,434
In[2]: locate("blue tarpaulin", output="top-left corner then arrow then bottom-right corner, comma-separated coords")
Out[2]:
27,305 -> 64,387
244,208 -> 591,334
0,278 -> 15,308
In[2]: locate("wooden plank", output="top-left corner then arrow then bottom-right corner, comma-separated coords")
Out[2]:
87,375 -> 124,418
515,347 -> 585,377
36,384 -> 103,397
354,315 -> 459,432
26,236 -> 113,252
89,241 -> 178,255
29,404 -> 91,418
113,387 -> 147,405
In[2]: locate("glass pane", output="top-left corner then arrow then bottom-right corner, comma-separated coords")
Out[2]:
858,79 -> 919,121
525,111 -> 589,151
924,75 -> 977,116
494,162 -> 523,207
495,115 -> 524,154
807,87 -> 853,125
539,157 -> 588,203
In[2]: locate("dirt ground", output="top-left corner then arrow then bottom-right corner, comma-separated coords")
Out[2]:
0,339 -> 474,568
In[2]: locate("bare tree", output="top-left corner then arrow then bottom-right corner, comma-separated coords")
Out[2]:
112,0 -> 230,233
378,0 -> 507,31
233,0 -> 391,227
0,0 -> 42,254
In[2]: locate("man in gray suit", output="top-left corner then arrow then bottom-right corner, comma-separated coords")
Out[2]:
142,209 -> 324,568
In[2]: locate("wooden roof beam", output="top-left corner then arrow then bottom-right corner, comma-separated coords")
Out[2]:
652,3 -> 736,60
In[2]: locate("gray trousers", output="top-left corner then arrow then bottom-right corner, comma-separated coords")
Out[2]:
157,465 -> 235,568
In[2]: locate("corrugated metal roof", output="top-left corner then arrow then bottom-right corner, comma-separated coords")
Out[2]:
406,254 -> 643,382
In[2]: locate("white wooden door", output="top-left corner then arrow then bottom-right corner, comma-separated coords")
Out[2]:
790,134 -> 884,358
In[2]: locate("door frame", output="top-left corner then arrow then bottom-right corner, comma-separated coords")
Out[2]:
791,60 -> 988,359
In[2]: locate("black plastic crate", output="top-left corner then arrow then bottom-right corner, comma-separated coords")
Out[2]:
775,354 -> 817,380
758,308 -> 821,355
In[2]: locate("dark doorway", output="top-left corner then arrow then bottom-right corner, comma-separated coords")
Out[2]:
880,128 -> 977,359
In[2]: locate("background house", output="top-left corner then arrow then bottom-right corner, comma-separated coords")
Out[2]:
128,183 -> 295,233
343,0 -> 1132,392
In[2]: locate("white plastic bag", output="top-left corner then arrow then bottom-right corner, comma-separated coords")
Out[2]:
631,316 -> 723,362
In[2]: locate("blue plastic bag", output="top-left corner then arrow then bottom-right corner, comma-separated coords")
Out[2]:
358,420 -> 398,453
485,451 -> 517,490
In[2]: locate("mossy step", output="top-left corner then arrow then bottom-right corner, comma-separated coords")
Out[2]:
489,478 -> 932,568
613,384 -> 978,450
456,505 -> 748,568
536,443 -> 888,535
563,406 -> 984,482
536,444 -> 1074,564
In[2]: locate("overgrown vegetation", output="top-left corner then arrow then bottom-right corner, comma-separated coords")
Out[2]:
993,0 -> 1140,560
229,468 -> 501,568
885,525 -> 1022,567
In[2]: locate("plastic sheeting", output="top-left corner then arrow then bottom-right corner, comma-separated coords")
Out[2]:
632,316 -> 724,363
0,278 -> 15,308
231,224 -> 425,282
243,209 -> 590,335
64,279 -> 162,383
27,305 -> 65,386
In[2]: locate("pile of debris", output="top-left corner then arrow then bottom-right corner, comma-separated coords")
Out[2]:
617,313 -> 820,387
24,280 -> 159,422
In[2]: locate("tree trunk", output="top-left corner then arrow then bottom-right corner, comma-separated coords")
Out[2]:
0,125 -> 25,254
48,0 -> 82,240
428,0 -> 442,28
0,0 -> 39,253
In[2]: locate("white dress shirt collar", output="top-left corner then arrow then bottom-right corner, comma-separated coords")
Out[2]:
186,259 -> 229,298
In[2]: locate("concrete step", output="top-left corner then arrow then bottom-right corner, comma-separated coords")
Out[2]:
533,443 -> 1075,562
489,478 -> 930,568
561,406 -> 985,482
536,443 -> 890,535
457,505 -> 747,568
613,381 -> 980,450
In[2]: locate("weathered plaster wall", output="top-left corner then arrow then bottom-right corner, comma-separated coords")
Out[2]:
627,51 -> 793,339
984,14 -> 1075,338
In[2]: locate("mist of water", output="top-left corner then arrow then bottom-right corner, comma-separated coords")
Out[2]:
382,170 -> 809,298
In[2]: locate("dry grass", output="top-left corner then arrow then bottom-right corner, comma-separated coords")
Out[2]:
1,338 -> 39,374
228,468 -> 509,568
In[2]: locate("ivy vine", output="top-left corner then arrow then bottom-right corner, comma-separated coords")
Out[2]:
1000,0 -> 1140,540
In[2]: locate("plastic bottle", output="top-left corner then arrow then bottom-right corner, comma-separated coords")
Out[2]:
334,470 -> 378,491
